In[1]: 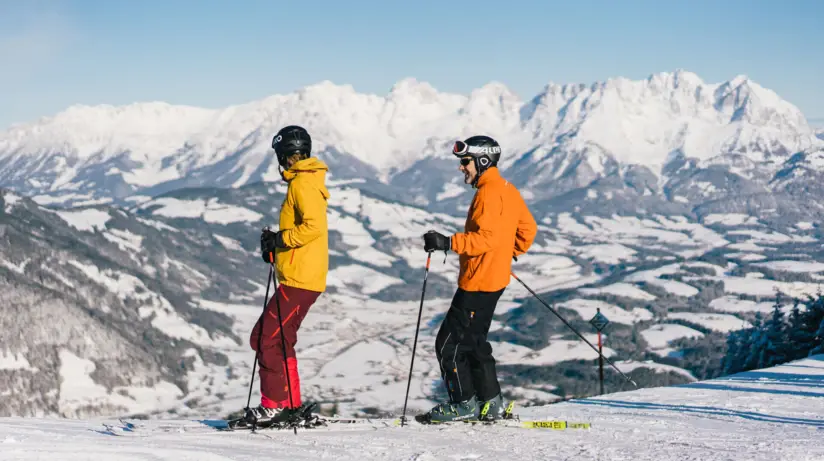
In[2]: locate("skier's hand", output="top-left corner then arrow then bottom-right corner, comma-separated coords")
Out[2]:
260,228 -> 285,263
423,230 -> 450,253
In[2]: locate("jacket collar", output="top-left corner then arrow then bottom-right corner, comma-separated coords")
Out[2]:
475,166 -> 501,189
281,158 -> 328,182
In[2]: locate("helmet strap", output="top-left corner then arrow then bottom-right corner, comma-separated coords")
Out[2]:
471,156 -> 492,188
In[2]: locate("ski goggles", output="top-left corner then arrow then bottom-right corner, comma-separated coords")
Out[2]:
452,140 -> 502,156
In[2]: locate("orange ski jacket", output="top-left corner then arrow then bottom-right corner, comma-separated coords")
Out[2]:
450,167 -> 537,292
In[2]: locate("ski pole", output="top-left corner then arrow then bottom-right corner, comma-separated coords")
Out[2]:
245,263 -> 273,431
270,260 -> 299,435
400,251 -> 433,427
510,271 -> 638,388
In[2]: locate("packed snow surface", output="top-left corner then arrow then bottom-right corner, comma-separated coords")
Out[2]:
1,356 -> 822,460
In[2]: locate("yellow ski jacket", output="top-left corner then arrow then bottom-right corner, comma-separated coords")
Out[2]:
275,157 -> 331,293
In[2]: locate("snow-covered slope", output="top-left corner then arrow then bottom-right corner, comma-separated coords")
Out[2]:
1,356 -> 822,460
2,70 -> 822,212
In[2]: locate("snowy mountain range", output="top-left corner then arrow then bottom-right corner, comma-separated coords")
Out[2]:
3,70 -> 824,420
1,70 -> 822,221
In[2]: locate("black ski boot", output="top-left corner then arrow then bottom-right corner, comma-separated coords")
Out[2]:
415,396 -> 479,424
227,405 -> 301,430
477,394 -> 509,421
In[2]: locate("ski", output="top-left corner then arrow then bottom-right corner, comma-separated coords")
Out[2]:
407,400 -> 591,430
97,416 -> 590,437
521,420 -> 591,430
97,400 -> 590,437
401,418 -> 591,429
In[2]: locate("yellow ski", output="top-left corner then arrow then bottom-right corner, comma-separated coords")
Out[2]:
521,420 -> 591,430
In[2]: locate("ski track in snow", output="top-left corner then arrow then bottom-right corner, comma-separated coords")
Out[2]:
2,356 -> 823,460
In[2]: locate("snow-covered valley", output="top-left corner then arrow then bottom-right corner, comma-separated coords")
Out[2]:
4,180 -> 824,421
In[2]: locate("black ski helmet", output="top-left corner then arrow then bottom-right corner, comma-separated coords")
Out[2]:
272,125 -> 312,168
452,135 -> 501,182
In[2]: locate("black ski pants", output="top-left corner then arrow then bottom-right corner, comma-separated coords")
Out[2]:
435,287 -> 505,403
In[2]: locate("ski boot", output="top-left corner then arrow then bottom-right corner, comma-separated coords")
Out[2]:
477,394 -> 514,421
415,396 -> 479,424
291,402 -> 324,428
228,404 -> 303,430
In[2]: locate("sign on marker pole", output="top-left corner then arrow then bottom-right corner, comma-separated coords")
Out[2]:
589,308 -> 610,395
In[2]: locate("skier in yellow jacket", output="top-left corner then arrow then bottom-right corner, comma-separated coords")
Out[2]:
248,125 -> 330,426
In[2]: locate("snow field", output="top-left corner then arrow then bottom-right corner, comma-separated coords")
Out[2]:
579,282 -> 656,301
54,208 -> 112,232
703,213 -> 760,226
752,260 -> 824,273
640,324 -> 704,357
2,356 -> 823,460
213,234 -> 245,252
574,243 -> 637,264
102,228 -> 144,252
0,350 -> 37,372
138,197 -> 263,224
494,336 -> 617,367
62,259 -> 235,349
666,312 -> 752,332
556,298 -> 653,325
57,349 -> 183,418
326,265 -> 405,296
328,208 -> 397,267
2,191 -> 22,213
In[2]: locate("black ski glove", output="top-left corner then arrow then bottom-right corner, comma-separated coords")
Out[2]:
423,230 -> 451,253
260,228 -> 285,263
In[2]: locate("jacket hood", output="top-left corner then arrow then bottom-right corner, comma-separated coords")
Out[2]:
282,157 -> 330,199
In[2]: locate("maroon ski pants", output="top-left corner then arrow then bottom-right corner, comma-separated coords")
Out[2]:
249,284 -> 320,409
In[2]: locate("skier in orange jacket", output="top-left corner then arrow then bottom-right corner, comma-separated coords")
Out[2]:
420,135 -> 537,423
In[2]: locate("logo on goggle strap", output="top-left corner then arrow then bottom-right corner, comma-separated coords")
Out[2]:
453,141 -> 501,156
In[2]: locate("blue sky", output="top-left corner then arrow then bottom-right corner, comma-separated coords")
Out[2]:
1,0 -> 822,129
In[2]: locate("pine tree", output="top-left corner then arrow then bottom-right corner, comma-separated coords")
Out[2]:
809,293 -> 824,356
742,313 -> 766,371
786,298 -> 806,361
797,293 -> 824,356
810,317 -> 824,356
721,329 -> 745,375
763,297 -> 788,368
